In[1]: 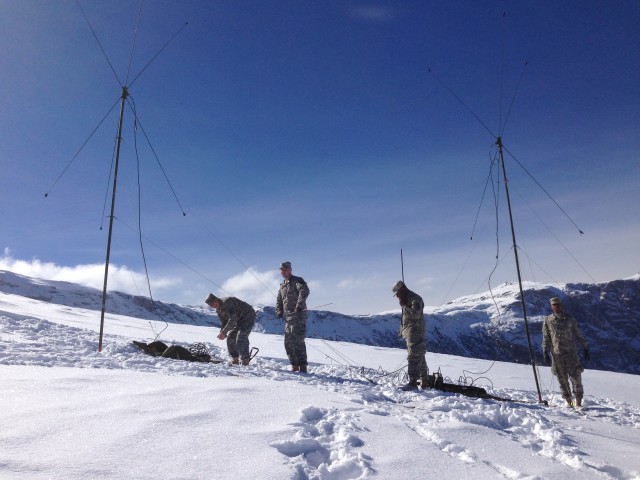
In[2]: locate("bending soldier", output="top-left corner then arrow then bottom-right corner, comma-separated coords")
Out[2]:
542,296 -> 590,407
275,261 -> 310,373
205,293 -> 256,366
392,280 -> 429,391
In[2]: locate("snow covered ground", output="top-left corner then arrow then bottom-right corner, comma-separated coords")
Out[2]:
1,291 -> 639,480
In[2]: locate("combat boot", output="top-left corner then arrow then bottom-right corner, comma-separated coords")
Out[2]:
291,365 -> 300,372
576,397 -> 582,408
299,365 -> 308,373
241,358 -> 250,366
231,357 -> 240,365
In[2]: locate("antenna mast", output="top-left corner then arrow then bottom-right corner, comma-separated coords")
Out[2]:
79,5 -> 187,352
98,86 -> 129,352
496,136 -> 544,403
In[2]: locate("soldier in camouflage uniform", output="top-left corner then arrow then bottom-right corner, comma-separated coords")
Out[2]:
542,296 -> 590,407
275,261 -> 310,373
392,281 -> 429,390
205,293 -> 256,366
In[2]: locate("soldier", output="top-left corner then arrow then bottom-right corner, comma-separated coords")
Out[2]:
392,280 -> 429,390
275,261 -> 310,373
205,293 -> 256,366
542,296 -> 590,407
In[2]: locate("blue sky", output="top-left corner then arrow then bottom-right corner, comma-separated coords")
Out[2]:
1,1 -> 638,314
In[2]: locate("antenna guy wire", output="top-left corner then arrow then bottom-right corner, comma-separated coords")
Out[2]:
75,0 -> 122,87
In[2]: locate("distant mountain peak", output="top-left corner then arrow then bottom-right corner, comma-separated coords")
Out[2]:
2,269 -> 638,374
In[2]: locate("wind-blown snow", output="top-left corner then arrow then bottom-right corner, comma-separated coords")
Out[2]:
1,274 -> 639,479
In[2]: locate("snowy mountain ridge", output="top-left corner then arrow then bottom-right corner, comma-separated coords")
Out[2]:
1,270 -> 638,374
3,279 -> 640,480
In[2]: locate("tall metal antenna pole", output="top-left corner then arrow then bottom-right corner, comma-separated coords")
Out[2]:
496,136 -> 544,403
98,86 -> 129,352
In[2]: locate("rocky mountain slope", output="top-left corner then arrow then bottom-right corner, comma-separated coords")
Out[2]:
2,270 -> 638,374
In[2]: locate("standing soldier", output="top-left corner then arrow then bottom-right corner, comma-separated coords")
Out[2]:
275,261 -> 310,373
542,296 -> 590,407
392,280 -> 429,390
205,293 -> 256,366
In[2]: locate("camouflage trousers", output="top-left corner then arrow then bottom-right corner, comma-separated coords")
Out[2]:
284,320 -> 307,367
552,352 -> 584,401
226,323 -> 254,360
406,338 -> 429,381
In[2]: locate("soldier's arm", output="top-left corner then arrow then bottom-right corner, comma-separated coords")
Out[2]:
275,290 -> 283,317
217,309 -> 229,331
541,319 -> 550,354
220,303 -> 239,334
404,299 -> 422,319
295,279 -> 310,311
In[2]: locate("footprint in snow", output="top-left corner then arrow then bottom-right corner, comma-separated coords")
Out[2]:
272,405 -> 372,480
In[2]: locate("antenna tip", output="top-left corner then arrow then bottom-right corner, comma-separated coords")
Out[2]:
44,193 -> 48,198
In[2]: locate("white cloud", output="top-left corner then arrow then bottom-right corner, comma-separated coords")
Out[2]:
0,254 -> 181,296
414,276 -> 436,291
219,267 -> 280,306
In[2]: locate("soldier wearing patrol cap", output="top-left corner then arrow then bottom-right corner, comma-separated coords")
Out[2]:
275,261 -> 310,373
205,293 -> 256,366
542,296 -> 590,407
392,280 -> 429,390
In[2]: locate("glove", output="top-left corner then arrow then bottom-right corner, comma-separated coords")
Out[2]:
543,351 -> 551,365
583,347 -> 591,362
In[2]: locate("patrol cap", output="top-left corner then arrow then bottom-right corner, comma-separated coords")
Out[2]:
205,293 -> 219,305
392,280 -> 405,295
280,261 -> 292,269
550,296 -> 562,305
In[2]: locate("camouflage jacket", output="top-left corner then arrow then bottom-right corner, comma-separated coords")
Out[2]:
400,289 -> 425,341
216,297 -> 256,335
275,275 -> 310,322
542,312 -> 588,357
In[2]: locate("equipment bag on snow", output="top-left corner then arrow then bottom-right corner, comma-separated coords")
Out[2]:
133,340 -> 213,363
424,370 -> 509,401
